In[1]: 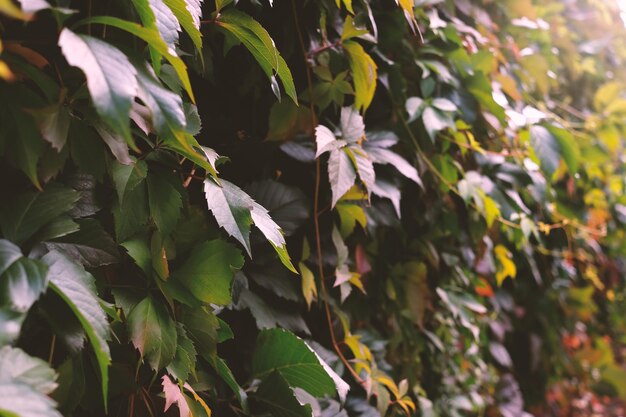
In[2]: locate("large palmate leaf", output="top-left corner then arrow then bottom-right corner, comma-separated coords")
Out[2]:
127,296 -> 177,370
0,184 -> 79,245
43,251 -> 111,408
328,149 -> 357,207
252,328 -> 349,400
244,180 -> 309,236
204,178 -> 296,272
253,371 -> 313,417
58,28 -> 137,142
172,239 -> 244,305
216,9 -> 297,103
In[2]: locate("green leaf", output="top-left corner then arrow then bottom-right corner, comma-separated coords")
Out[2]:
75,16 -> 195,102
0,104 -> 45,189
529,125 -> 561,177
147,171 -> 182,236
328,149 -> 357,208
343,41 -> 377,112
29,104 -> 71,152
0,240 -> 22,277
44,219 -> 120,268
0,258 -> 48,313
237,288 -> 310,334
121,237 -> 151,275
337,203 -> 367,236
204,178 -> 295,271
180,306 -> 219,359
43,251 -> 111,409
110,159 -> 148,204
341,15 -> 368,41
113,183 -> 149,242
217,9 -> 297,103
546,125 -> 580,174
58,28 -> 138,142
166,323 -> 197,380
210,357 -> 247,407
0,346 -> 57,395
253,371 -> 313,417
127,296 -> 177,370
215,0 -> 233,12
162,0 -> 202,53
252,328 -> 349,400
172,239 -> 244,305
0,184 -> 79,245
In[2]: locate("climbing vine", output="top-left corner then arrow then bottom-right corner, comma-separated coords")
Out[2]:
1,0 -> 626,416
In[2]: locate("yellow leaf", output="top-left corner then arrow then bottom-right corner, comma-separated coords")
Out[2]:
584,265 -> 604,290
341,15 -> 368,41
299,262 -> 317,309
340,185 -> 368,202
184,382 -> 212,417
396,0 -> 417,32
375,374 -> 400,399
0,0 -> 28,20
0,59 -> 14,81
344,41 -> 377,112
482,195 -> 500,228
349,272 -> 365,293
337,203 -> 367,237
336,0 -> 354,14
494,245 -> 516,286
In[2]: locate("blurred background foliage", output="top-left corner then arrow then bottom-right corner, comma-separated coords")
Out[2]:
1,0 -> 626,416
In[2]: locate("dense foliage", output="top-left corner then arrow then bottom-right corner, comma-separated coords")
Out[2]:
1,0 -> 626,416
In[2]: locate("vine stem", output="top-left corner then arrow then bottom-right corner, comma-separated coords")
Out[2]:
48,334 -> 56,364
290,0 -> 365,388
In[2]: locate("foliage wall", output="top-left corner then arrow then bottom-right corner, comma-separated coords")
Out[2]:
1,0 -> 626,416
